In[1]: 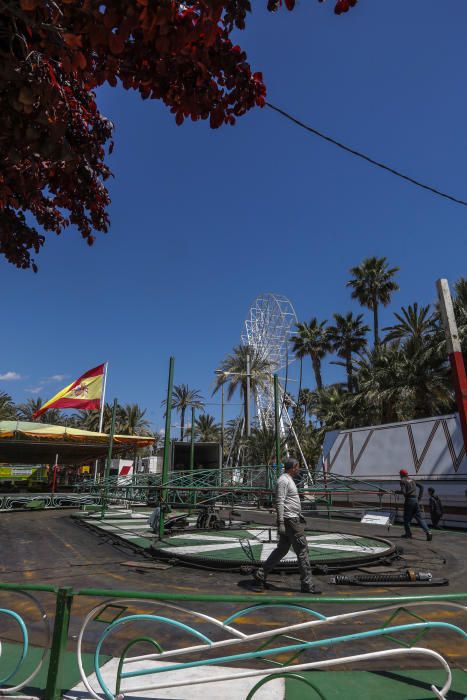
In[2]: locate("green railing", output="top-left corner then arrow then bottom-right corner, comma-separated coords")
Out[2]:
1,581 -> 466,700
0,492 -> 100,511
73,466 -> 399,517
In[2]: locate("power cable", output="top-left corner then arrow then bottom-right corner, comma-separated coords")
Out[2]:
266,102 -> 467,208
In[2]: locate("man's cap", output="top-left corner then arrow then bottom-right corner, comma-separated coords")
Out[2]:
283,458 -> 299,471
399,469 -> 408,477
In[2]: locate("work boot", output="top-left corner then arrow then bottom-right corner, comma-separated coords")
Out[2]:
252,567 -> 266,591
426,531 -> 433,541
301,584 -> 322,595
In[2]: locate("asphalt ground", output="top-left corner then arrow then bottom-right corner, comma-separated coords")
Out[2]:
0,508 -> 466,684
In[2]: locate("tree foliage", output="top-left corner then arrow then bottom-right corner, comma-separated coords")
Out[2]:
0,391 -> 17,420
0,0 -> 355,271
164,384 -> 205,440
213,344 -> 272,428
347,256 -> 399,347
290,318 -> 330,390
216,257 -> 465,469
192,413 -> 220,442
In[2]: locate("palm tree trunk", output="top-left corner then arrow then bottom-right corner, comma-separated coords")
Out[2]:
346,354 -> 353,392
180,408 -> 185,441
373,300 -> 379,348
242,380 -> 248,435
312,356 -> 323,390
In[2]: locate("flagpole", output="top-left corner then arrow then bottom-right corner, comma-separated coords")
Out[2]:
94,362 -> 108,482
98,362 -> 109,433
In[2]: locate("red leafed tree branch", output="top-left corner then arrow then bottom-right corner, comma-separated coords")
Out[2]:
0,0 -> 356,271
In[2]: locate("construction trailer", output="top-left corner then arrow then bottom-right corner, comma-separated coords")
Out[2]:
171,441 -> 222,472
321,413 -> 467,527
140,455 -> 163,474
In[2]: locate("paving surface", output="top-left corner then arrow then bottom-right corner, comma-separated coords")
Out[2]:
0,508 -> 466,699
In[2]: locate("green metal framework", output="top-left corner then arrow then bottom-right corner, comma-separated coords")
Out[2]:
0,581 -> 466,700
73,465 -> 400,519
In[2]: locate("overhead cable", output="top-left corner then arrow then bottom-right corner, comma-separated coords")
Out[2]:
266,101 -> 467,208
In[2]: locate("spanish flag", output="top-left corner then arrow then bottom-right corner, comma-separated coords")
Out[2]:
32,364 -> 106,420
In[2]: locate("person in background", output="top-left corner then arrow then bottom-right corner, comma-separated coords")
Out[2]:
148,503 -> 161,533
396,469 -> 432,541
428,487 -> 444,529
253,458 -> 321,594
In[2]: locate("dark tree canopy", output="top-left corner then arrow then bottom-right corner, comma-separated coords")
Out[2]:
0,0 -> 356,270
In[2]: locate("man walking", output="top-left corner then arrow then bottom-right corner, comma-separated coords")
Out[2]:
253,459 -> 321,594
396,469 -> 432,541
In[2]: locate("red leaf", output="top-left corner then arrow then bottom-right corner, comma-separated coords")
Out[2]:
109,33 -> 125,55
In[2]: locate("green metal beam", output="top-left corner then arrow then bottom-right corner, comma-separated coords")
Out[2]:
159,356 -> 174,539
274,374 -> 281,474
100,398 -> 118,520
44,586 -> 73,700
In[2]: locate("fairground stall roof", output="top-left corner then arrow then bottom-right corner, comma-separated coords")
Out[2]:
0,421 -> 155,464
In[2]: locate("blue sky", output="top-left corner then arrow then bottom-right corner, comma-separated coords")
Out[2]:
1,1 -> 466,432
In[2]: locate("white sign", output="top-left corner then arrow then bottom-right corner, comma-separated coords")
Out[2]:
12,467 -> 33,477
361,511 -> 394,526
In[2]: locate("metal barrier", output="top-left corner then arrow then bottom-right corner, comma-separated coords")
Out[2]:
0,493 -> 100,511
73,466 -> 399,517
1,582 -> 466,699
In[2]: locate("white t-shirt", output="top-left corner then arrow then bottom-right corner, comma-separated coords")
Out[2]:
276,472 -> 301,521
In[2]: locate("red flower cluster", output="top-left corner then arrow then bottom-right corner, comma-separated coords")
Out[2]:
0,0 -> 356,270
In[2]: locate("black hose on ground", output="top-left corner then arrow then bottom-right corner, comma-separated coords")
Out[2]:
330,569 -> 449,586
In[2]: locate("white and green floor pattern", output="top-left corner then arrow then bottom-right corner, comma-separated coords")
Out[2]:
80,510 -> 393,566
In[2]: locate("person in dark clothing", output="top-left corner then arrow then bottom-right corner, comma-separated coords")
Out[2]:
396,469 -> 432,541
428,487 -> 444,528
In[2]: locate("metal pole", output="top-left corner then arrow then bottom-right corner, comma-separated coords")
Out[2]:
94,362 -> 108,482
437,279 -> 467,451
221,383 -> 225,469
246,349 -> 251,438
190,406 -> 195,509
274,374 -> 281,476
100,398 -> 117,520
159,357 -> 174,540
52,452 -> 59,493
45,587 -> 73,700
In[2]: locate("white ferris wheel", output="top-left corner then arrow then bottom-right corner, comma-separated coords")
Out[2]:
241,293 -> 298,434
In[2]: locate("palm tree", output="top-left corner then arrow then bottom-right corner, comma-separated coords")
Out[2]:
401,339 -> 453,418
298,388 -> 313,421
192,414 -> 220,442
352,346 -> 407,424
163,384 -> 204,440
328,312 -> 369,391
16,397 -> 64,424
347,256 -> 399,347
453,277 -> 467,358
0,391 -> 16,420
290,318 -> 330,390
309,385 -> 352,430
247,425 -> 287,465
353,341 -> 453,423
119,404 -> 152,436
383,303 -> 436,345
73,403 -> 124,433
454,277 -> 467,312
213,345 -> 272,432
16,397 -> 43,421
